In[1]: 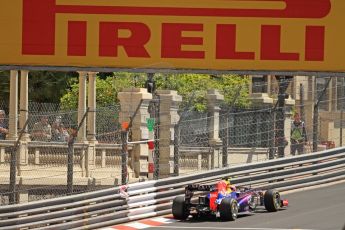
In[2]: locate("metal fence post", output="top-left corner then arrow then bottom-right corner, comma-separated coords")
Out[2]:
153,95 -> 160,180
313,77 -> 332,152
67,137 -> 75,195
268,109 -> 275,160
67,109 -> 88,195
300,83 -> 305,121
121,130 -> 128,185
222,116 -> 229,167
341,108 -> 343,147
275,76 -> 292,158
312,106 -> 319,153
340,77 -> 344,147
9,145 -> 18,204
173,124 -> 180,176
9,118 -> 30,204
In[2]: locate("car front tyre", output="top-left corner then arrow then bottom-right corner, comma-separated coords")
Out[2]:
264,189 -> 281,212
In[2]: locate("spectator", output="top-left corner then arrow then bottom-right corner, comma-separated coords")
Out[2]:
290,113 -> 307,155
52,116 -> 63,141
31,116 -> 52,141
0,110 -> 8,140
52,123 -> 70,142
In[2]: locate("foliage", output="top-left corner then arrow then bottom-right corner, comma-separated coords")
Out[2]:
0,70 -> 77,104
60,72 -> 137,110
1,70 -> 250,112
0,71 -> 10,104
60,73 -> 250,112
28,71 -> 78,103
153,73 -> 250,111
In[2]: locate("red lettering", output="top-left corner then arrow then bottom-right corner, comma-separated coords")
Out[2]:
161,23 -> 204,59
261,25 -> 299,61
216,24 -> 255,60
99,22 -> 151,58
68,21 -> 87,56
55,0 -> 331,19
305,26 -> 325,61
22,0 -> 331,57
22,0 -> 56,55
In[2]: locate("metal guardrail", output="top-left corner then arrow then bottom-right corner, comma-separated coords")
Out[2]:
0,147 -> 345,230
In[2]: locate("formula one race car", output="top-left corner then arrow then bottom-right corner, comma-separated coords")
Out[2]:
172,177 -> 288,221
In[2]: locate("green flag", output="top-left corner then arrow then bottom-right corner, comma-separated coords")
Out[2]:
146,118 -> 155,132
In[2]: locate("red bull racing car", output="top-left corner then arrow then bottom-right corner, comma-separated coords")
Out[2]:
172,177 -> 288,221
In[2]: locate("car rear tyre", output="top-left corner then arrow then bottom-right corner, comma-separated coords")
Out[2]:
172,196 -> 190,220
264,189 -> 281,212
219,198 -> 238,221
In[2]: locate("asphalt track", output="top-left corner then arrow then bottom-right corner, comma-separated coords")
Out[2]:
149,182 -> 345,230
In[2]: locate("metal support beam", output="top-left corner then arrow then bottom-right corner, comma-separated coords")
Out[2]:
19,70 -> 29,139
275,76 -> 293,158
340,77 -> 344,147
67,109 -> 88,195
222,116 -> 229,167
153,95 -> 160,180
173,124 -> 180,176
300,83 -> 305,121
9,118 -> 30,204
87,72 -> 97,142
221,86 -> 242,166
77,72 -> 87,142
173,92 -> 195,177
121,130 -> 128,185
268,108 -> 275,159
313,77 -> 332,152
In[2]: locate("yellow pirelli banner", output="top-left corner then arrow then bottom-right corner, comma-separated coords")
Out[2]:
0,0 -> 344,73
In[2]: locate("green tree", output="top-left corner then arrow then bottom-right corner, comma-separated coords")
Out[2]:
0,71 -> 10,104
1,70 -> 78,105
60,73 -> 250,111
28,71 -> 78,103
60,72 -> 140,110
153,73 -> 250,111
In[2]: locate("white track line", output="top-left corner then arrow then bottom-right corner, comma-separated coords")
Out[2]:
152,217 -> 177,223
125,222 -> 152,229
152,226 -> 316,230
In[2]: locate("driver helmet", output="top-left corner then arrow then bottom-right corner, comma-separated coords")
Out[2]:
223,177 -> 236,192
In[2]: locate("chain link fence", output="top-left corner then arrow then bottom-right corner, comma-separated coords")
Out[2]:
1,76 -> 345,205
174,106 -> 277,175
172,77 -> 345,176
221,107 -> 274,148
179,111 -> 209,147
0,102 -> 125,205
95,104 -> 121,144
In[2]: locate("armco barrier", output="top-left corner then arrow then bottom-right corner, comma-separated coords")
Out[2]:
0,147 -> 345,230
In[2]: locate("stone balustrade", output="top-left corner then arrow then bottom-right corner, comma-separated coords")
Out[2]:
178,146 -> 269,175
0,140 -> 131,175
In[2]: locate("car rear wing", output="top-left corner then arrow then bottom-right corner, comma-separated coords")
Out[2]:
184,184 -> 215,201
185,184 -> 214,192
